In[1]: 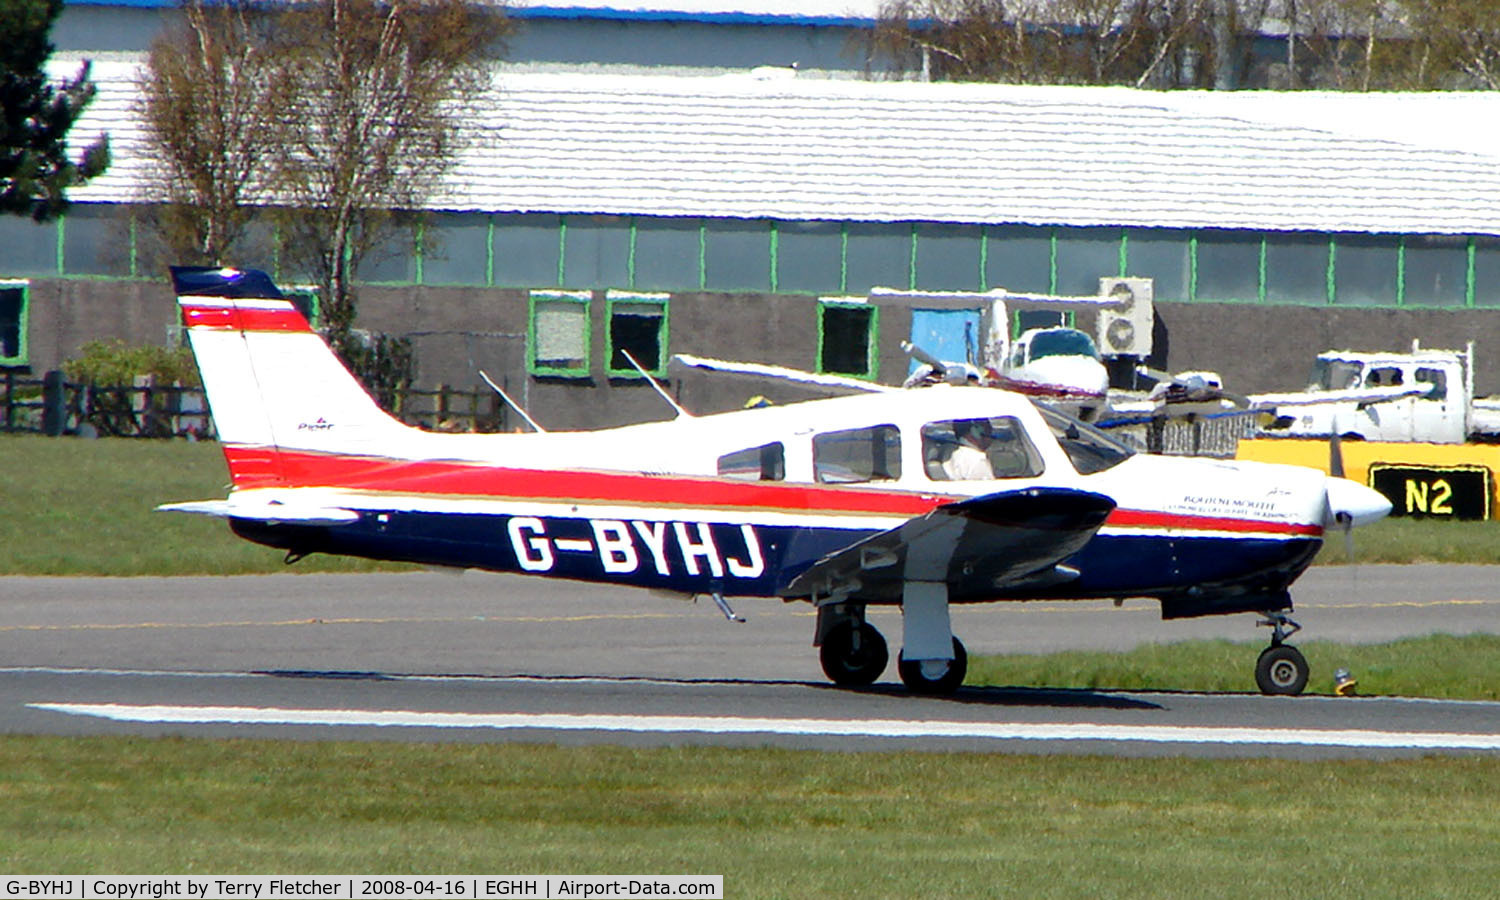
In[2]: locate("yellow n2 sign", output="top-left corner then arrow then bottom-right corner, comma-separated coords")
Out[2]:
1368,464 -> 1492,520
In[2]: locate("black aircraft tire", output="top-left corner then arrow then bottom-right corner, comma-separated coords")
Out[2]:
819,622 -> 889,687
1255,645 -> 1310,695
897,637 -> 968,694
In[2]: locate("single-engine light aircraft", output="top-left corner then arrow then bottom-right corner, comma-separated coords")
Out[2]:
161,267 -> 1392,695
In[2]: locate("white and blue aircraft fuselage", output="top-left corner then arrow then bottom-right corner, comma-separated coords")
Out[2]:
161,267 -> 1391,695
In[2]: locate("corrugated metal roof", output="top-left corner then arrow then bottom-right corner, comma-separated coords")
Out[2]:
59,58 -> 1500,236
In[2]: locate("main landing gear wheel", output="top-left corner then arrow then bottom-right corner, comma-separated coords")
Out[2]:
1255,645 -> 1309,695
820,621 -> 889,686
898,637 -> 968,694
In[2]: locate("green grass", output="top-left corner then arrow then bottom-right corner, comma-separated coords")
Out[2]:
3,735 -> 1499,897
0,435 -> 405,575
5,434 -> 1500,574
1314,516 -> 1500,565
968,634 -> 1500,699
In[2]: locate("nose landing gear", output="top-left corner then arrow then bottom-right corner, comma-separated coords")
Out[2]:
1254,611 -> 1309,695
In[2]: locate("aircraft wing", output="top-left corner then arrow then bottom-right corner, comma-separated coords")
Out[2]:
780,486 -> 1115,603
672,353 -> 897,393
157,499 -> 361,526
1096,384 -> 1429,428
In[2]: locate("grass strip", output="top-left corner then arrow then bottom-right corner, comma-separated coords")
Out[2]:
967,633 -> 1500,700
2,735 -> 1498,898
0,435 -> 405,576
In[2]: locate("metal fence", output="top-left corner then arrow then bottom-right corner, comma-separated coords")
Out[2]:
1,372 -> 510,438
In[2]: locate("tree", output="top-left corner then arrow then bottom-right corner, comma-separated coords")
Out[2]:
136,0 -> 280,265
869,0 -> 1273,89
1,0 -> 109,221
266,0 -> 502,338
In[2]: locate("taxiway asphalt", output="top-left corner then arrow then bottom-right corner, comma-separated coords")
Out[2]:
2,565 -> 1498,758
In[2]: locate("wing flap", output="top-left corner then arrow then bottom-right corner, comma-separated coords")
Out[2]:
781,486 -> 1114,602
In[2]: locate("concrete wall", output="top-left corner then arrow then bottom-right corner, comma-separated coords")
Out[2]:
16,278 -> 1500,430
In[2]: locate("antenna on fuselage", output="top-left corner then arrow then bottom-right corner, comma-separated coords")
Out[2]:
478,370 -> 547,433
620,350 -> 693,419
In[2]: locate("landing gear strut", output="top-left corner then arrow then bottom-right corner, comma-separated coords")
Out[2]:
1255,610 -> 1309,695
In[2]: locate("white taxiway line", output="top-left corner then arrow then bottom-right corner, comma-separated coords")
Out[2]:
27,702 -> 1500,751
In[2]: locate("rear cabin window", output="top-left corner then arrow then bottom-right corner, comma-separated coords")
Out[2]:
813,425 -> 901,483
717,442 -> 785,481
922,416 -> 1044,481
1037,405 -> 1134,475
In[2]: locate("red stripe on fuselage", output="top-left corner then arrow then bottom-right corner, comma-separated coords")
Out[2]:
222,446 -> 947,517
181,303 -> 312,333
1105,507 -> 1322,537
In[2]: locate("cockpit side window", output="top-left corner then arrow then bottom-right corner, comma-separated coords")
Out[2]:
717,442 -> 785,481
922,416 -> 1045,481
813,425 -> 901,483
1037,405 -> 1134,475
1366,366 -> 1404,387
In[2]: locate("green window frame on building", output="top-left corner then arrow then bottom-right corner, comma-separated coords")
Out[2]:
0,280 -> 29,367
16,202 -> 1500,315
282,285 -> 322,328
604,291 -> 670,378
818,298 -> 879,380
528,289 -> 592,378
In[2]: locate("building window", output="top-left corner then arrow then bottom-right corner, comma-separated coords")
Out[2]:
704,219 -> 771,292
1123,229 -> 1190,302
562,215 -> 631,289
843,223 -> 910,294
1476,237 -> 1500,307
1053,228 -> 1121,296
818,299 -> 878,379
775,220 -> 843,294
1194,230 -> 1261,301
605,291 -> 668,377
914,223 -> 982,292
63,203 -> 132,277
422,212 -> 490,285
529,289 -> 591,377
0,217 -> 57,277
494,213 -> 563,288
985,224 -> 1053,294
633,217 -> 701,291
1,281 -> 28,366
1264,233 -> 1329,304
360,219 -> 419,283
1403,235 -> 1469,307
1333,234 -> 1400,306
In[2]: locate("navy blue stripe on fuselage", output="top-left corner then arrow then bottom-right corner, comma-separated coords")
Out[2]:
232,511 -> 874,597
231,510 -> 1322,603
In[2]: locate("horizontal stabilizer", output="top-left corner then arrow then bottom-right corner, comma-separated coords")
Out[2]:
156,499 -> 360,526
782,486 -> 1114,602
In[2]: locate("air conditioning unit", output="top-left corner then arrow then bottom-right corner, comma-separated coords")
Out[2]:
1096,277 -> 1154,357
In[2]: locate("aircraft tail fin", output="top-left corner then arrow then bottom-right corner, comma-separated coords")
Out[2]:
172,266 -> 413,488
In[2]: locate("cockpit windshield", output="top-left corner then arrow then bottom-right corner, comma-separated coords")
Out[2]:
1028,329 -> 1101,362
1035,404 -> 1134,475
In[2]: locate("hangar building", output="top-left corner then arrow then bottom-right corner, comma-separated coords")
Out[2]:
5,0 -> 1500,427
